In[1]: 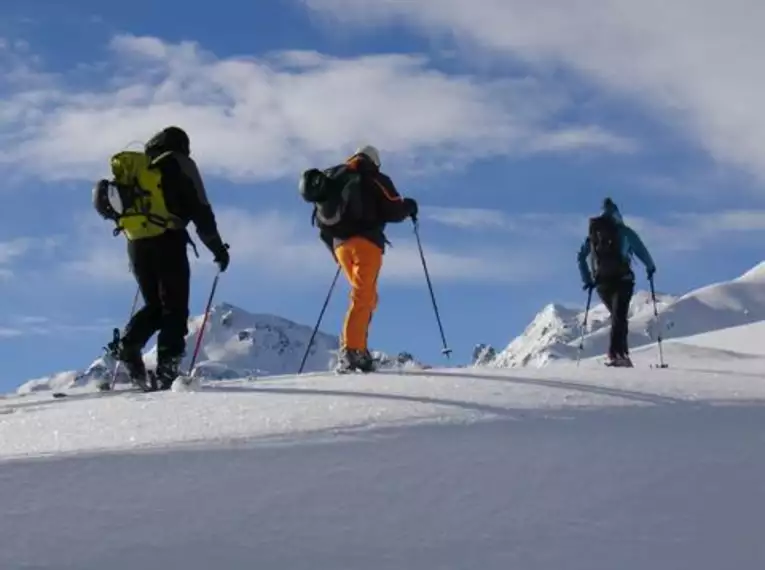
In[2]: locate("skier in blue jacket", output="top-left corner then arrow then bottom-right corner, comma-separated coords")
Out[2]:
577,198 -> 656,367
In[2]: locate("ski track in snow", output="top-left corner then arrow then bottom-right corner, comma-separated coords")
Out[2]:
3,357 -> 765,461
1,338 -> 765,568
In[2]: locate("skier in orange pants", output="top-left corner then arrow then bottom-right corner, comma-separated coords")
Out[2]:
301,145 -> 417,372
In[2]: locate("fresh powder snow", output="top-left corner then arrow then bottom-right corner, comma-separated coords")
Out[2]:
1,327 -> 764,568
2,264 -> 765,569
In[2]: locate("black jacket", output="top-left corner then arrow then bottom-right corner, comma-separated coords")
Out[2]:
320,156 -> 414,252
151,151 -> 225,255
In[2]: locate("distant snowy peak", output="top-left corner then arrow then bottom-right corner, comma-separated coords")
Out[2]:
17,302 -> 425,394
17,303 -> 339,393
488,290 -> 675,368
487,260 -> 765,368
490,303 -> 582,368
158,302 -> 341,379
528,303 -> 582,337
735,261 -> 765,282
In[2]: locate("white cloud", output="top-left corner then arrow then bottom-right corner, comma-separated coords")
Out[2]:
0,237 -> 61,279
0,34 -> 633,183
62,244 -> 132,283
0,238 -> 32,265
303,0 -> 765,184
202,208 -> 548,284
13,316 -> 50,325
425,207 -> 585,237
210,208 -> 327,275
628,210 -> 765,253
52,206 -> 560,287
49,213 -> 133,283
0,327 -> 23,338
425,207 -> 510,231
426,206 -> 765,255
0,320 -> 113,338
381,243 -> 551,284
43,204 -> 765,291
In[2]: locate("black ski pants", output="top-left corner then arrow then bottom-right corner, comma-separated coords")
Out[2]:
122,230 -> 190,363
596,278 -> 634,358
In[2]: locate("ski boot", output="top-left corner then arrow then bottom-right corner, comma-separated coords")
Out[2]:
604,352 -> 634,368
106,329 -> 152,392
154,355 -> 183,391
617,353 -> 634,367
335,348 -> 377,374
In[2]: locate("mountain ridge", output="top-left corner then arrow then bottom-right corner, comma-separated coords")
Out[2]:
17,303 -> 424,394
484,261 -> 765,368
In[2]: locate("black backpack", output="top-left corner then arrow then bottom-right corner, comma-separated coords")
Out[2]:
588,214 -> 630,281
299,165 -> 365,232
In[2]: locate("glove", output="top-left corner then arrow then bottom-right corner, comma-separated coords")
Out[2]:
213,242 -> 230,272
582,281 -> 595,292
201,233 -> 230,272
404,197 -> 418,221
647,266 -> 656,280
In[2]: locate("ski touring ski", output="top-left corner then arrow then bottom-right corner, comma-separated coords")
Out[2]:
51,386 -> 148,400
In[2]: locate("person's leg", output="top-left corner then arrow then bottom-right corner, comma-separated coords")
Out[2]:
596,282 -> 619,362
112,240 -> 162,388
612,279 -> 635,364
120,243 -> 163,350
334,237 -> 382,371
155,232 -> 191,388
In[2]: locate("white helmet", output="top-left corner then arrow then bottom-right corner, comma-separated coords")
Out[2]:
355,144 -> 381,168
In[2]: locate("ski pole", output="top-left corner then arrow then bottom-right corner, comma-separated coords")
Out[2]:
649,276 -> 668,369
187,270 -> 221,375
413,220 -> 452,359
576,286 -> 593,367
299,265 -> 341,374
109,285 -> 141,390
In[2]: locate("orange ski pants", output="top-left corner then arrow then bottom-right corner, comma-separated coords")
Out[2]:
334,237 -> 383,351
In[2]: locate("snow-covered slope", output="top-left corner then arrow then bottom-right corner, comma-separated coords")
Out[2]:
1,332 -> 765,569
673,320 -> 765,357
490,261 -> 765,367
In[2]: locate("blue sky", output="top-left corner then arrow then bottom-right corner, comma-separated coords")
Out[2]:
1,0 -> 764,390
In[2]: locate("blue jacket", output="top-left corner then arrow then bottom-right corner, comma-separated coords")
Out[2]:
577,209 -> 656,286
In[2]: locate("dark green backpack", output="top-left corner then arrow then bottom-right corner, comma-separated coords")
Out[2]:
299,165 -> 365,230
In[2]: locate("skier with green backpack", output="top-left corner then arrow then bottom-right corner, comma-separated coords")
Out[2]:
92,126 -> 230,390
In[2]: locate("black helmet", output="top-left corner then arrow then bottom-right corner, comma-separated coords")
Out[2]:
145,126 -> 190,158
603,197 -> 618,212
92,179 -> 120,221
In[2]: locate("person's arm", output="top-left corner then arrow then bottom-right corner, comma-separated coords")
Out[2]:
373,172 -> 417,223
170,154 -> 230,270
577,237 -> 594,287
624,226 -> 656,276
